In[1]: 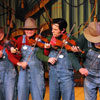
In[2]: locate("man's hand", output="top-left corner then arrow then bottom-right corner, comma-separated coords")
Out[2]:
17,61 -> 28,69
71,46 -> 80,52
44,43 -> 51,49
10,47 -> 17,53
48,57 -> 57,65
71,46 -> 85,54
79,68 -> 88,76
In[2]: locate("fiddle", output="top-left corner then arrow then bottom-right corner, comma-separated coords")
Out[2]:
55,34 -> 84,54
28,34 -> 49,48
55,23 -> 84,60
4,39 -> 21,54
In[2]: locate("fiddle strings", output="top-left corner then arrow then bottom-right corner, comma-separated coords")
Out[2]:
27,28 -> 43,62
56,24 -> 76,60
32,28 -> 43,48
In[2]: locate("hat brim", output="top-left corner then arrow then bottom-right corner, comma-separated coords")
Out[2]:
20,27 -> 39,30
84,28 -> 100,43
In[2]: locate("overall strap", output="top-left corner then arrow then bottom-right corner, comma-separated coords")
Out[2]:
88,41 -> 92,48
22,35 -> 26,44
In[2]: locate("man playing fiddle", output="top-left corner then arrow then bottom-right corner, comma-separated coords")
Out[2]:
71,22 -> 100,100
14,17 -> 45,100
36,18 -> 88,100
0,27 -> 27,100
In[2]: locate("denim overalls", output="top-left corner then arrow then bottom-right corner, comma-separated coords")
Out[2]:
18,35 -> 45,100
0,48 -> 17,100
49,49 -> 74,100
84,42 -> 100,100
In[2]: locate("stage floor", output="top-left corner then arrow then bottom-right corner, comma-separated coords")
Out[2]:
29,83 -> 100,100
29,72 -> 100,100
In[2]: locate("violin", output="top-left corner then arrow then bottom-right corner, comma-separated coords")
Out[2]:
4,39 -> 21,54
28,34 -> 49,48
51,33 -> 84,54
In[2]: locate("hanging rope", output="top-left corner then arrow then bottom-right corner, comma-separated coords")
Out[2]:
37,0 -> 49,27
36,0 -> 52,34
43,5 -> 52,22
72,0 -> 97,36
6,14 -> 13,39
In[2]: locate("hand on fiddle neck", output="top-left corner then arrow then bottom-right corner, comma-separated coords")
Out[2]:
10,47 -> 21,54
10,47 -> 17,53
71,46 -> 79,52
44,43 -> 51,49
71,46 -> 84,54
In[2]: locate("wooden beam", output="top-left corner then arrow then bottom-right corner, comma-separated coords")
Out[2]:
25,0 -> 50,19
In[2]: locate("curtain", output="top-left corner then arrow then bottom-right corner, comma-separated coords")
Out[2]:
0,0 -> 24,34
39,0 -> 99,37
0,0 -> 100,37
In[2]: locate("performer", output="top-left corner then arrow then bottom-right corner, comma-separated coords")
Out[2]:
15,17 -> 45,100
72,21 -> 100,100
0,27 -> 27,100
36,18 -> 88,100
0,29 -> 4,99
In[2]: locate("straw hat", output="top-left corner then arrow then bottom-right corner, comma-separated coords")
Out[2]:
84,22 -> 100,43
23,17 -> 38,30
0,27 -> 4,41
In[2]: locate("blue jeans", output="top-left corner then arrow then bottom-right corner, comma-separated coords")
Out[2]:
19,37 -> 46,100
49,69 -> 75,100
0,68 -> 17,100
48,49 -> 75,100
84,76 -> 100,100
0,85 -> 4,100
18,67 -> 45,100
0,70 -> 5,100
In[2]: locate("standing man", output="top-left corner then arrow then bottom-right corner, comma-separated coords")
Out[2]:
0,27 -> 27,100
16,17 -> 45,100
72,21 -> 100,100
37,18 -> 88,100
0,27 -> 5,100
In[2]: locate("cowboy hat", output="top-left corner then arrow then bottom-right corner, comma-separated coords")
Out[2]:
22,17 -> 38,30
84,22 -> 100,43
0,27 -> 4,41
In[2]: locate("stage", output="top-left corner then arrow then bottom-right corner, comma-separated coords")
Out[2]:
29,82 -> 100,100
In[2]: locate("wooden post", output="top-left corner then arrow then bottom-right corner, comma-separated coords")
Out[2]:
21,0 -> 24,8
94,0 -> 97,22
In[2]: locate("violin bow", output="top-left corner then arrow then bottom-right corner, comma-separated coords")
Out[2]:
32,27 -> 43,48
27,28 -> 43,62
56,24 -> 76,60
